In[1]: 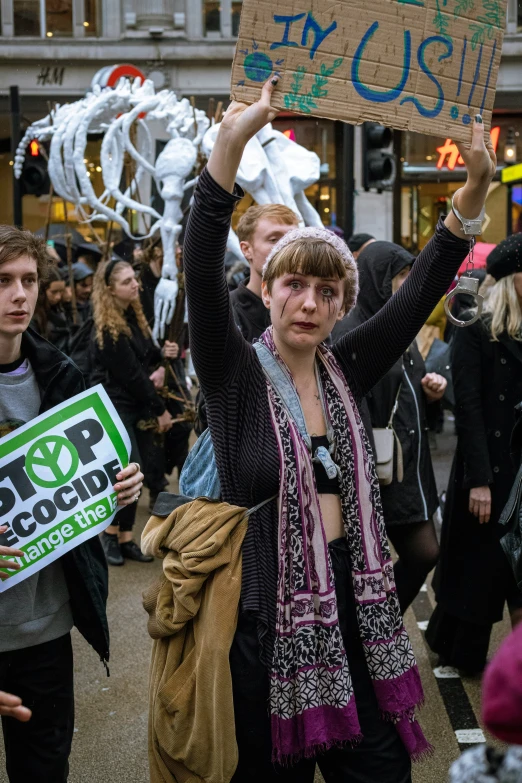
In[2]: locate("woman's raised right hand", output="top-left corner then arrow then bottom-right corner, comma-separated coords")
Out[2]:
220,76 -> 280,148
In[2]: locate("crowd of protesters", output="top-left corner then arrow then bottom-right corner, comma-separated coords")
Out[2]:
0,77 -> 522,783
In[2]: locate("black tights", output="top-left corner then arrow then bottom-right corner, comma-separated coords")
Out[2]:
388,519 -> 440,613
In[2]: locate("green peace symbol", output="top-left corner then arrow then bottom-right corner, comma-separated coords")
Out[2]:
25,435 -> 80,489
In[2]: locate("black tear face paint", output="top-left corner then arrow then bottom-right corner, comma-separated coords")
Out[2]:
281,293 -> 292,319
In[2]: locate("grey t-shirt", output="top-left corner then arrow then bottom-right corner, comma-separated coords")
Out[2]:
0,359 -> 73,652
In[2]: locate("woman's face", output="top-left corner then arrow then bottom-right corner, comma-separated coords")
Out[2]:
262,271 -> 345,351
110,264 -> 140,306
46,280 -> 65,306
392,265 -> 411,294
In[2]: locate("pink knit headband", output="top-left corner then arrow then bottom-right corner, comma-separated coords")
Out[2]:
262,227 -> 356,277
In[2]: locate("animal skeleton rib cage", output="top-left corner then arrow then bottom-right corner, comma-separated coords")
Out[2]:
15,77 -> 323,339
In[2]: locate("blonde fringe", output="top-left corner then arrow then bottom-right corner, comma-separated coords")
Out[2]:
92,261 -> 149,348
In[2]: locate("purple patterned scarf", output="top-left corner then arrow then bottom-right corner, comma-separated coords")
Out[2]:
259,328 -> 430,765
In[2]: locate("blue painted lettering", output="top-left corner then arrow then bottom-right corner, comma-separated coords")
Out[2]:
301,14 -> 338,60
270,12 -> 337,60
400,35 -> 453,118
352,22 -> 412,103
270,13 -> 306,51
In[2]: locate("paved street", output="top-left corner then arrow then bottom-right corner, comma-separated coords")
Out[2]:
0,416 -> 511,783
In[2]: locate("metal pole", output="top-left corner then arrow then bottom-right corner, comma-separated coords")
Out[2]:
9,86 -> 22,228
393,130 -> 402,246
62,199 -> 78,325
507,184 -> 513,237
342,123 -> 354,238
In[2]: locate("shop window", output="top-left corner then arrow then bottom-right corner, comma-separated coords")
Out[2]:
232,1 -> 242,36
203,1 -> 221,35
46,0 -> 73,37
14,0 -> 40,36
13,0 -> 97,36
83,0 -> 99,37
204,0 -> 243,37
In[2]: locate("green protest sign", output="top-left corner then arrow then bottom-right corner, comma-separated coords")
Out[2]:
0,385 -> 130,592
231,0 -> 507,142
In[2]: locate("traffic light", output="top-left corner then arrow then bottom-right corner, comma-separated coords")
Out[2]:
20,139 -> 50,196
362,122 -> 395,191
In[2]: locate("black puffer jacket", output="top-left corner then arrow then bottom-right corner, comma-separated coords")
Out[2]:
334,241 -> 439,526
21,328 -> 110,663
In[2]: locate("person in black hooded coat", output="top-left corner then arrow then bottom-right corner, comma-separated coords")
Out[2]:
426,235 -> 522,674
333,241 -> 448,612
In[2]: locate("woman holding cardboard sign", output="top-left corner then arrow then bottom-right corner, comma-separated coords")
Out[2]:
182,76 -> 495,781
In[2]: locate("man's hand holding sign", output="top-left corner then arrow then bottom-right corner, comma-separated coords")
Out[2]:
0,386 -> 138,589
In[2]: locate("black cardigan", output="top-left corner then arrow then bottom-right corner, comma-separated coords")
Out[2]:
184,166 -> 470,664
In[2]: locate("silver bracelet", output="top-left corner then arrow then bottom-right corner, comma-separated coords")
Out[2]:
451,188 -> 486,236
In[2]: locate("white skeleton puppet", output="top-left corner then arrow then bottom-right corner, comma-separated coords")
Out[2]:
15,79 -> 210,341
202,121 -> 323,261
146,96 -> 209,340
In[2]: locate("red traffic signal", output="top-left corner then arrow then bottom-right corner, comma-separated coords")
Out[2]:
29,140 -> 39,157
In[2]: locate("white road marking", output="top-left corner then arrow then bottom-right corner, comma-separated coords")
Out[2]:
455,729 -> 486,744
433,666 -> 460,679
417,620 -> 429,631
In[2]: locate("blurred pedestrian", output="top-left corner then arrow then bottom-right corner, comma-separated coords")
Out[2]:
347,232 -> 375,259
427,234 -> 522,674
334,241 -> 446,612
91,258 -> 175,566
71,262 -> 94,325
31,266 -> 70,352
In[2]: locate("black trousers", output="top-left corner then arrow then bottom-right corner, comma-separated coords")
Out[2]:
0,634 -> 74,783
230,539 -> 412,783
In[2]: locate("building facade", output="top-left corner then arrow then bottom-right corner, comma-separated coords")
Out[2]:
0,0 -> 520,239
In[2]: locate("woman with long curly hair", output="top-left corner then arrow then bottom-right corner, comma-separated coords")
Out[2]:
427,234 -> 522,674
91,258 -> 176,566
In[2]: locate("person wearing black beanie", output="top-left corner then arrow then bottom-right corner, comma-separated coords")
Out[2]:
347,232 -> 376,259
486,233 -> 522,281
427,233 -> 522,674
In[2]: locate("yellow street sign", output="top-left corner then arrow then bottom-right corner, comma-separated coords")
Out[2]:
502,163 -> 522,184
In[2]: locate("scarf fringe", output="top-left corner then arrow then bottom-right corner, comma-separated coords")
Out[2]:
410,743 -> 435,763
271,734 -> 364,768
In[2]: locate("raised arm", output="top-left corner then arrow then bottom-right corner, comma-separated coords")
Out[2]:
184,77 -> 279,392
335,116 -> 496,397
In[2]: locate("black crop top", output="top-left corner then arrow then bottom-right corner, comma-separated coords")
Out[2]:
311,435 -> 341,495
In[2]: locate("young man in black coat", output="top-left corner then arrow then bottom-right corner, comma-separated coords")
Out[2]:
230,204 -> 298,342
0,226 -> 144,783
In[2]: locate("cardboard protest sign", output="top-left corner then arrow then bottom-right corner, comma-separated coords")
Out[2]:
0,385 -> 130,592
231,0 -> 507,142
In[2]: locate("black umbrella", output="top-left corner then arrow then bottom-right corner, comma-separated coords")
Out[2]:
35,223 -> 86,246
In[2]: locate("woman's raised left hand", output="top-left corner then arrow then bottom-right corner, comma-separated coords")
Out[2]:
456,116 -> 497,186
113,462 -> 144,507
219,76 -> 280,149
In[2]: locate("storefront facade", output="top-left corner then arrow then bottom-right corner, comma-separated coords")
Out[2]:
396,116 -> 522,253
